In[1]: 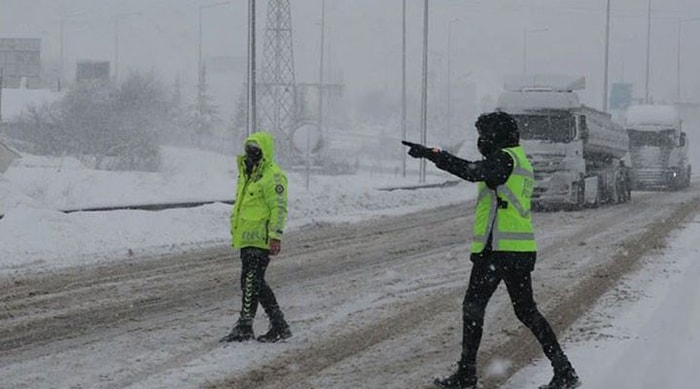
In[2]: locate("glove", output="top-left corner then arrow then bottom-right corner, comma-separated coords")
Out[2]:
401,140 -> 432,159
269,239 -> 281,256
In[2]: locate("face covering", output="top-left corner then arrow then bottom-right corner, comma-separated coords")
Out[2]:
244,144 -> 263,174
477,137 -> 497,157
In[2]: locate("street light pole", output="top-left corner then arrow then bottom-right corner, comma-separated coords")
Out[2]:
198,2 -> 230,118
59,12 -> 85,91
307,0 -> 325,190
114,17 -> 119,82
675,17 -> 700,102
60,18 -> 64,90
447,18 -> 460,138
401,0 -> 407,177
522,27 -> 548,74
247,0 -> 257,137
677,18 -> 682,102
522,28 -> 527,74
603,0 -> 611,111
199,2 -> 230,89
318,0 -> 325,135
419,0 -> 429,183
0,67 -> 4,123
113,12 -> 140,84
644,0 -> 652,104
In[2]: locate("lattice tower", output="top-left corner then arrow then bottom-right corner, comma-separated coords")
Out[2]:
258,0 -> 297,164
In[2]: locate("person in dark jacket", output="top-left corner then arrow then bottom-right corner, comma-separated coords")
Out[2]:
403,111 -> 579,389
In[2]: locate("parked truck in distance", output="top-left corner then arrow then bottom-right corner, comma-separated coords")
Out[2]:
625,105 -> 691,190
496,74 -> 630,210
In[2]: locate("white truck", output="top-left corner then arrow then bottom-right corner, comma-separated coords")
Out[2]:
625,105 -> 691,190
496,75 -> 630,210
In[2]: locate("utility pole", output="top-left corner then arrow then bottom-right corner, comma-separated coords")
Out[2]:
307,0 -> 325,190
401,0 -> 407,177
59,12 -> 85,91
59,18 -> 64,91
419,0 -> 429,183
603,0 -> 611,111
677,18 -> 682,102
247,0 -> 257,137
114,17 -> 121,83
522,27 -> 548,74
447,18 -> 460,138
644,0 -> 652,104
675,17 -> 700,102
259,0 -> 297,165
113,12 -> 140,84
0,67 -> 4,123
318,0 -> 325,135
199,2 -> 230,120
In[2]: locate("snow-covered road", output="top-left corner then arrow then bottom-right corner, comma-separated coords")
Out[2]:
505,204 -> 700,389
1,184 -> 698,389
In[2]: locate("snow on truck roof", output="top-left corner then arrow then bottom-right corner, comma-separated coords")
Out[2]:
497,75 -> 585,112
504,74 -> 586,92
626,105 -> 680,127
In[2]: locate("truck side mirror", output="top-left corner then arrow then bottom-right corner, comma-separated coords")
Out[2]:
579,115 -> 589,141
680,132 -> 686,147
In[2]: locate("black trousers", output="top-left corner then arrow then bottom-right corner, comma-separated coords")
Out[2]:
461,250 -> 568,370
238,247 -> 284,324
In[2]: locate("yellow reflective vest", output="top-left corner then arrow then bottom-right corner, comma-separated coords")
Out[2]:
471,146 -> 537,253
231,132 -> 288,249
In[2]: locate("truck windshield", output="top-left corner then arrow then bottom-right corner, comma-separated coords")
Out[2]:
628,129 -> 675,147
511,114 -> 575,143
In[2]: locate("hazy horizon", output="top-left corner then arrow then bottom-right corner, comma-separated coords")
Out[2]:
2,0 -> 700,119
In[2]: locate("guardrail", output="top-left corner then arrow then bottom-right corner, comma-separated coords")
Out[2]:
377,179 -> 461,192
0,200 -> 235,220
0,179 -> 467,220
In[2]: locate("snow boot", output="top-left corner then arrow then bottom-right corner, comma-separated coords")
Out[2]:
257,321 -> 292,343
538,367 -> 580,389
219,321 -> 255,343
433,362 -> 478,389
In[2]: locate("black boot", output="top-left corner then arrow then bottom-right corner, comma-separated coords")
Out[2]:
257,321 -> 292,343
220,320 -> 255,343
433,362 -> 478,389
539,367 -> 580,389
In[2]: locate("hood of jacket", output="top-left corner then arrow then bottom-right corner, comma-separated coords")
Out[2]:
243,131 -> 276,166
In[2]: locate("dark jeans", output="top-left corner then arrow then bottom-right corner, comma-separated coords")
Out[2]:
238,247 -> 284,325
461,250 -> 569,371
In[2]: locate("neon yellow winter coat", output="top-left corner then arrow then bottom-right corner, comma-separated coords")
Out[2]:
471,146 -> 536,253
230,132 -> 288,249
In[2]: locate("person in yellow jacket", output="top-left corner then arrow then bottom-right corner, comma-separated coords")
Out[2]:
403,112 -> 579,389
220,131 -> 291,343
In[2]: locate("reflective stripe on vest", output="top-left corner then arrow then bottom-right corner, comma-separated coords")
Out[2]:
470,146 -> 537,253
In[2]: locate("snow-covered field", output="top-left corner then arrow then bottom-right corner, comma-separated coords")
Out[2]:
1,146 -> 699,388
0,146 -> 469,275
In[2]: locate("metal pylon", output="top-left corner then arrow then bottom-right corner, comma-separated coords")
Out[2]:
258,0 -> 297,163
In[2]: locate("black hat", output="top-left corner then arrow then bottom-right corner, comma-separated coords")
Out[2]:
475,111 -> 519,147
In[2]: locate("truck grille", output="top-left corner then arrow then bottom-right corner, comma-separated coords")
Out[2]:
630,146 -> 670,188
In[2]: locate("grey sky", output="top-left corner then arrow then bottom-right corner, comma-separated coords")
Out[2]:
2,0 -> 700,112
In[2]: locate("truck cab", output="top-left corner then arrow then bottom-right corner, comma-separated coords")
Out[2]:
497,75 -> 629,210
625,105 -> 691,190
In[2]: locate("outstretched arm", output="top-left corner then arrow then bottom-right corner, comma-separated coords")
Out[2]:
402,141 -> 513,187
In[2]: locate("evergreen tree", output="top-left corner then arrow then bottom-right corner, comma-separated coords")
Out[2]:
187,63 -> 221,147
